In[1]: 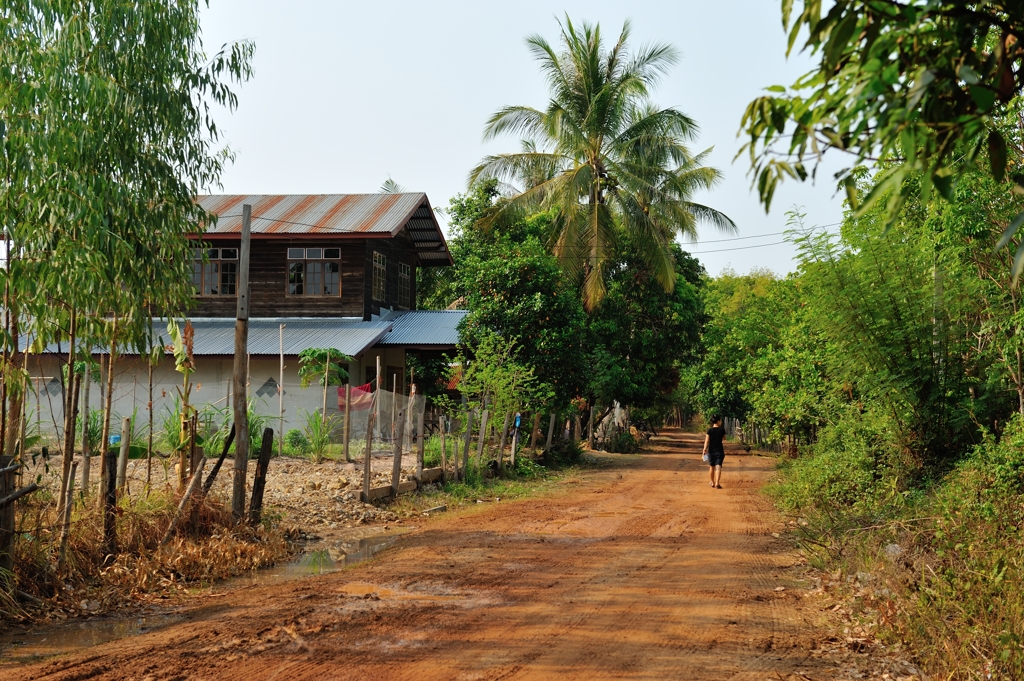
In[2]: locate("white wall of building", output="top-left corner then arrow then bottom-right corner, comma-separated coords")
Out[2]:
26,346 -> 406,448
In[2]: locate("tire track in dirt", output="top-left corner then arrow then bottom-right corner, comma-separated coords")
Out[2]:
4,430 -> 842,681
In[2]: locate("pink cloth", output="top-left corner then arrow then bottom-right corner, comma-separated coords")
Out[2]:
338,383 -> 374,411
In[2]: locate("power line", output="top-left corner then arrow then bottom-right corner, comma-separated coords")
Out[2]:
685,240 -> 788,254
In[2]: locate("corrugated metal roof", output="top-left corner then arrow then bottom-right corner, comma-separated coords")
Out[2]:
194,193 -> 454,266
180,318 -> 392,356
376,310 -> 467,347
196,193 -> 424,237
28,312 -> 467,357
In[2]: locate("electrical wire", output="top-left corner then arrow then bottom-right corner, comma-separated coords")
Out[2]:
684,240 -> 788,254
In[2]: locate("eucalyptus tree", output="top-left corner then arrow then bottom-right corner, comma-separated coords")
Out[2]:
1,1 -> 253,510
471,17 -> 733,308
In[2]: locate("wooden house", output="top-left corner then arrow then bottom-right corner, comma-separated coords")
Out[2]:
191,193 -> 452,320
27,193 -> 464,436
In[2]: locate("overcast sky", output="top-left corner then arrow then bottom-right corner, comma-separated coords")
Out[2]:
198,0 -> 848,277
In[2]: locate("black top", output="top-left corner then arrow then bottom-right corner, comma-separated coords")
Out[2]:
706,426 -> 726,453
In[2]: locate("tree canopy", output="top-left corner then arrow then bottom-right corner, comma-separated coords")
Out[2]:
472,17 -> 733,308
741,1 -> 1024,259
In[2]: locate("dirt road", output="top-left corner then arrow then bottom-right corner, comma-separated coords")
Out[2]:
8,430 -> 853,680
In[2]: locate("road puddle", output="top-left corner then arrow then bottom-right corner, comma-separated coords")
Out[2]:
0,531 -> 407,664
214,531 -> 406,590
0,614 -> 183,663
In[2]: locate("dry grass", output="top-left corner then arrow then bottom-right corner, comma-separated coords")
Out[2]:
2,485 -> 294,626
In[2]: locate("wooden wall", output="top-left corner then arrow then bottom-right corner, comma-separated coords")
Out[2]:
363,235 -> 418,319
190,236 -> 419,320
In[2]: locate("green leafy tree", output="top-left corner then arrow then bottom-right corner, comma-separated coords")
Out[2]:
298,348 -> 352,424
472,17 -> 733,308
741,1 -> 1024,247
0,0 -> 252,506
587,239 -> 705,416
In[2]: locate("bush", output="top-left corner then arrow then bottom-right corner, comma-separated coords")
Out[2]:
542,437 -> 583,467
514,455 -> 546,479
768,408 -> 902,515
770,412 -> 1024,678
603,430 -> 641,453
285,428 -> 309,454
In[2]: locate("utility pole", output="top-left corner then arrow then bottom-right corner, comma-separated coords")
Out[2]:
231,204 -> 252,521
279,323 -> 285,457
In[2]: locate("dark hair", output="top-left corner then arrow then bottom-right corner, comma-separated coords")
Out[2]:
710,414 -> 722,425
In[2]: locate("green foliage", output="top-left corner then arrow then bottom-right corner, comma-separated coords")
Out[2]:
513,456 -> 546,479
542,437 -> 583,468
297,348 -> 351,389
588,239 -> 705,412
300,409 -> 337,462
472,17 -> 733,307
742,2 -> 1024,230
285,429 -> 310,455
602,429 -> 640,454
457,331 -> 542,419
769,408 -> 902,515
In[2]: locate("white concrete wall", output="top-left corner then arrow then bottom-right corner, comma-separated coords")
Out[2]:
26,346 -> 406,448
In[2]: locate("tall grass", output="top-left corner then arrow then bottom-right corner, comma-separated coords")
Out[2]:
769,411 -> 1024,680
7,486 -> 293,617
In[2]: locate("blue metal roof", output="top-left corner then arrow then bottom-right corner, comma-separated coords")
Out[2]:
28,312 -> 466,357
180,318 -> 392,357
376,310 -> 467,347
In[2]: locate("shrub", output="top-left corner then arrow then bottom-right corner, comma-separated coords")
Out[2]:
285,428 -> 309,454
603,429 -> 640,453
768,408 -> 902,515
542,437 -> 583,467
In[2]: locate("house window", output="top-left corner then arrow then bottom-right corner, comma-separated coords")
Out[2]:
372,251 -> 386,302
191,248 -> 237,296
287,247 -> 341,296
398,263 -> 411,308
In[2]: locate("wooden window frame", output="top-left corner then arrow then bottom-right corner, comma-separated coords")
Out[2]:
372,251 -> 387,302
398,262 -> 411,308
192,247 -> 238,297
287,247 -> 342,297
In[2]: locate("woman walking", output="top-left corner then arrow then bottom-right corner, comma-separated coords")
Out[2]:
703,415 -> 726,488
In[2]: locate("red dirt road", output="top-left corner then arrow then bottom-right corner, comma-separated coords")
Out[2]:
9,430 -> 844,680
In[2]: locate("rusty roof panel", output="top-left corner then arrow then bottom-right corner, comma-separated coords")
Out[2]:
195,193 -> 427,237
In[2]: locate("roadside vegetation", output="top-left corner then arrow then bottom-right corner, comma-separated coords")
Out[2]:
682,4 -> 1024,678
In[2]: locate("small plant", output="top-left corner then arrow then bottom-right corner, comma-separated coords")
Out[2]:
285,428 -> 309,454
514,456 -> 546,479
300,409 -> 338,462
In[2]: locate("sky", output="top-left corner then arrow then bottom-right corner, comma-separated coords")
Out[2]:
198,0 -> 849,277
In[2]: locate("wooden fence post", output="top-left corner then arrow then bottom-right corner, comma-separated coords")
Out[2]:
103,449 -> 117,557
588,406 -> 595,450
475,410 -> 489,465
545,413 -> 556,453
510,413 -> 520,470
390,407 -> 406,497
248,427 -> 275,525
461,410 -> 474,481
497,412 -> 511,470
416,411 -> 425,481
231,203 -> 252,522
529,412 -> 541,449
362,394 -> 376,503
115,416 -> 130,494
343,383 -> 352,463
440,414 -> 447,484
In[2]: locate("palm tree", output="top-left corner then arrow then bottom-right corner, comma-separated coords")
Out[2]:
471,17 -> 734,308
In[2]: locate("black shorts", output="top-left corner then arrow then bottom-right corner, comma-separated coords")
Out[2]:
707,452 -> 724,467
